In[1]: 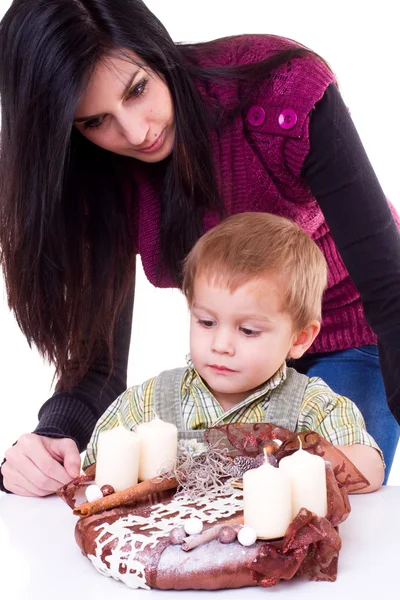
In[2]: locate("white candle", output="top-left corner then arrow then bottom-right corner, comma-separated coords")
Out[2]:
243,458 -> 292,539
135,418 -> 178,481
95,426 -> 140,492
279,443 -> 327,519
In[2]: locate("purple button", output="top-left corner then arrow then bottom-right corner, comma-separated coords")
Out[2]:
278,109 -> 297,130
247,106 -> 266,126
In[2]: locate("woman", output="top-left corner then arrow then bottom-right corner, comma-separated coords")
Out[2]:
0,0 -> 399,495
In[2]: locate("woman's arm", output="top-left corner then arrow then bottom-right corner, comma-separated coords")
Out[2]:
34,286 -> 135,451
0,284 -> 135,494
302,84 -> 400,424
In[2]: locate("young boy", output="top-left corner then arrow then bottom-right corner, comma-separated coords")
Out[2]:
84,213 -> 384,491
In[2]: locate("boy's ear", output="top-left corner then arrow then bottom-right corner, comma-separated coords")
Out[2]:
287,320 -> 321,360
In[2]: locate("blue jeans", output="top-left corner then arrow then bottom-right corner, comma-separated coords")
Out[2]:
291,345 -> 400,484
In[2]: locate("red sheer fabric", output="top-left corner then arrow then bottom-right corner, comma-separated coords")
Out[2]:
205,424 -> 369,493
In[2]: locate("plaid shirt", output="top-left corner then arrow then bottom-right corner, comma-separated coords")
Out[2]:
83,360 -> 382,469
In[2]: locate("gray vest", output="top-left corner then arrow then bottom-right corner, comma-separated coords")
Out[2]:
153,366 -> 308,442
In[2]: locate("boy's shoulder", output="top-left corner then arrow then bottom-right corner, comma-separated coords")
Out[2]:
305,375 -> 338,393
122,365 -> 192,399
302,375 -> 342,403
300,375 -> 359,417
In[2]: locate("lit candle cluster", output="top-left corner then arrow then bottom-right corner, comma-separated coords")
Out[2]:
243,440 -> 327,540
95,417 -> 178,492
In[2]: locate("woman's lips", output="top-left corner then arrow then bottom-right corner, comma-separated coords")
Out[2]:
137,129 -> 165,153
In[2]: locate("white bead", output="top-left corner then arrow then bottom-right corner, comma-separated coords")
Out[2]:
85,484 -> 103,503
238,526 -> 257,547
184,517 -> 203,536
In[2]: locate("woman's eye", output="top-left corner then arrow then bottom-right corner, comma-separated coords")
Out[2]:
83,116 -> 104,130
126,78 -> 148,99
80,78 -> 148,130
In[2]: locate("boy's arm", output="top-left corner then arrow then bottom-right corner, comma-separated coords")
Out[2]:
297,377 -> 385,493
335,444 -> 384,493
82,377 -> 157,470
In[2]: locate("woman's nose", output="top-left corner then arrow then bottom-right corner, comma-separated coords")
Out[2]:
117,110 -> 149,147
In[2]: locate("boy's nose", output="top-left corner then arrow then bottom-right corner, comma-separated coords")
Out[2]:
211,329 -> 235,355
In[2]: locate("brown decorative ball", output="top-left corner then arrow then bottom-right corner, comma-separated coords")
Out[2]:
218,526 -> 237,544
169,526 -> 187,545
100,485 -> 115,496
262,441 -> 280,454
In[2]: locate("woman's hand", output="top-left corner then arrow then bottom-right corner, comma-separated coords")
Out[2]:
1,434 -> 81,496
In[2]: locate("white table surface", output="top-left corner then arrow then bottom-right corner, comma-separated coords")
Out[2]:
0,486 -> 399,599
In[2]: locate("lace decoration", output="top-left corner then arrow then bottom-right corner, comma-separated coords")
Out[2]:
88,488 -> 243,589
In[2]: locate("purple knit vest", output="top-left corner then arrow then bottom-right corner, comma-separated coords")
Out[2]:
130,35 -> 386,354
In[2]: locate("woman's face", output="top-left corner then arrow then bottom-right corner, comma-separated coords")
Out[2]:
74,52 -> 175,162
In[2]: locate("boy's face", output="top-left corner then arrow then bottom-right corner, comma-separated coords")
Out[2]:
189,275 -> 298,409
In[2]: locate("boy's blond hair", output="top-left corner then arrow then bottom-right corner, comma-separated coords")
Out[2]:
182,212 -> 327,331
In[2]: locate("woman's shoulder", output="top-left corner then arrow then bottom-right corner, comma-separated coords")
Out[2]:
192,34 -> 323,68
191,34 -> 335,113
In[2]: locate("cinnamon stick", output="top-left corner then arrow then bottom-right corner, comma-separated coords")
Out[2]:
182,517 -> 243,551
73,474 -> 179,517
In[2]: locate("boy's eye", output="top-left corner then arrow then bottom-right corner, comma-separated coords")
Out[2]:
198,319 -> 215,328
241,327 -> 260,337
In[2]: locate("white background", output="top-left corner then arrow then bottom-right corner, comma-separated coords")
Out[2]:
0,0 -> 399,483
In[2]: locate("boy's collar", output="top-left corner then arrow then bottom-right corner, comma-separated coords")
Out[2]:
185,353 -> 287,397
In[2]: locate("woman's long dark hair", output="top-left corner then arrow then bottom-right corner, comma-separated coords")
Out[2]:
0,0 -> 315,387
